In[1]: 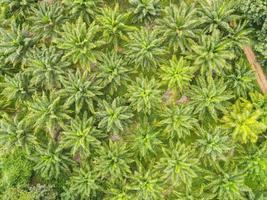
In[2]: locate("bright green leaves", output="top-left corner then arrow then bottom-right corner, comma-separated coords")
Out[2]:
95,141 -> 133,181
55,18 -> 104,69
33,143 -> 73,180
129,0 -> 161,23
189,31 -> 234,75
221,99 -> 266,143
157,143 -> 199,190
26,46 -> 70,90
126,28 -> 165,71
127,77 -> 162,114
156,2 -> 199,52
97,52 -> 131,95
160,105 -> 198,140
97,4 -> 135,48
160,56 -> 195,92
60,69 -> 102,113
96,98 -> 133,133
60,113 -> 101,159
188,77 -> 233,121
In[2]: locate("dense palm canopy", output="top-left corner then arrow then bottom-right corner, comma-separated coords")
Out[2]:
0,0 -> 266,199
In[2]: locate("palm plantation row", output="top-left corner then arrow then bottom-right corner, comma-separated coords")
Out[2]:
0,0 -> 266,199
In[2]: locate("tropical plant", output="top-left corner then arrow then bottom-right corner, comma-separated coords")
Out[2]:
157,143 -> 199,190
0,23 -> 33,66
160,56 -> 195,93
127,77 -> 162,114
188,30 -> 234,75
0,114 -> 36,153
128,164 -> 165,200
26,46 -> 70,90
95,140 -> 133,181
68,166 -> 100,199
0,72 -> 33,107
97,4 -> 135,48
97,52 -> 132,95
159,105 -> 199,140
54,17 -> 104,69
225,58 -> 256,97
156,2 -> 199,52
188,77 -> 233,121
30,2 -> 65,41
129,0 -> 161,23
60,69 -> 102,113
33,142 -> 73,180
96,97 -> 133,133
221,98 -> 266,143
198,0 -> 239,33
204,165 -> 253,200
26,92 -> 71,137
62,0 -> 103,23
60,113 -> 101,159
103,180 -> 131,200
126,28 -> 166,71
127,120 -> 162,159
194,127 -> 232,166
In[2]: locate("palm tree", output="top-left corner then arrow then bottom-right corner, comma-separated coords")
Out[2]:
188,77 -> 233,121
60,113 -> 101,159
160,56 -> 195,94
103,180 -> 131,200
96,97 -> 133,133
33,142 -> 73,180
94,140 -> 133,181
198,0 -> 239,33
127,77 -> 162,115
128,164 -> 164,200
159,105 -> 199,140
0,23 -> 33,66
127,120 -> 162,159
194,127 -> 232,167
0,72 -> 33,107
26,46 -> 70,90
204,165 -> 253,200
60,69 -> 102,113
0,114 -> 36,153
26,92 -> 71,138
156,2 -> 199,52
225,58 -> 256,98
54,17 -> 105,69
97,52 -> 132,95
97,4 -> 136,48
126,28 -> 166,71
30,2 -> 65,41
129,0 -> 161,24
221,98 -> 266,143
68,166 -> 100,199
62,0 -> 103,23
156,143 -> 199,190
187,30 -> 234,75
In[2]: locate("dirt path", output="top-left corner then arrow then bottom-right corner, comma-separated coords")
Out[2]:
243,46 -> 267,94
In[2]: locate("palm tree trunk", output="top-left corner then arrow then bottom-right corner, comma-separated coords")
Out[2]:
243,46 -> 267,94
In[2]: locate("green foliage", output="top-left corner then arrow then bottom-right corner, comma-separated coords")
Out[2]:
127,77 -> 162,114
0,150 -> 33,188
221,98 -> 266,143
129,0 -> 161,23
160,56 -> 195,92
60,113 -> 101,159
96,97 -> 133,133
60,69 -> 102,113
188,77 -> 233,121
55,17 -> 104,69
126,28 -> 166,71
159,105 -> 198,140
156,2 -> 199,52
